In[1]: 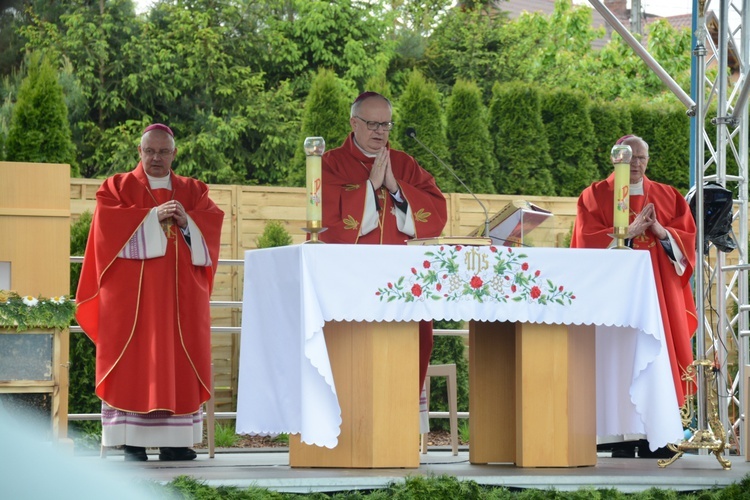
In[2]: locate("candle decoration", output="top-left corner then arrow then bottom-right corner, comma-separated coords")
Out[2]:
303,136 -> 327,243
610,144 -> 632,249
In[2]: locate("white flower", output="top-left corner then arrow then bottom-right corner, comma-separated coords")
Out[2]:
50,296 -> 66,305
22,296 -> 39,307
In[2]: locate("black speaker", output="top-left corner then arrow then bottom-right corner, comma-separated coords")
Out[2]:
686,182 -> 736,254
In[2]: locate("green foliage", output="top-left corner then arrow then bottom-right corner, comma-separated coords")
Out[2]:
489,82 -> 554,196
0,291 -> 76,331
288,68 -> 353,187
446,79 -> 497,194
540,89 -> 597,197
398,69 -> 453,192
5,52 -> 77,173
589,101 -> 633,180
459,419 -> 470,443
215,421 -> 240,448
68,210 -> 99,436
159,473 -> 750,499
255,220 -> 293,249
650,105 -> 691,193
423,7 -> 510,98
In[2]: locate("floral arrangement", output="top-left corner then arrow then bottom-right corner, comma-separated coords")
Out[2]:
0,290 -> 77,331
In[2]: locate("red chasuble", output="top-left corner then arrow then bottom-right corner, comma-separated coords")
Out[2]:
76,164 -> 224,415
320,133 -> 448,390
320,133 -> 448,244
571,174 -> 698,407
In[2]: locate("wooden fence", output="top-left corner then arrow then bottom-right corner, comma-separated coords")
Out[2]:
68,178 -> 586,411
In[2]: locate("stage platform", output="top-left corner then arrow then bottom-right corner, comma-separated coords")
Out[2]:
93,447 -> 750,494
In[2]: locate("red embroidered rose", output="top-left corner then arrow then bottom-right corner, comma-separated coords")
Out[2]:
490,246 -> 497,252
470,276 -> 483,289
521,262 -> 529,271
511,284 -> 517,293
375,291 -> 381,296
559,285 -> 564,291
530,286 -> 541,299
423,260 -> 431,269
436,283 -> 442,291
535,270 -> 541,277
412,284 -> 423,297
388,282 -> 393,289
455,246 -> 462,251
411,267 -> 417,275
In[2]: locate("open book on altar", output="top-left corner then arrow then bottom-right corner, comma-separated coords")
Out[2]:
468,200 -> 553,246
407,236 -> 492,246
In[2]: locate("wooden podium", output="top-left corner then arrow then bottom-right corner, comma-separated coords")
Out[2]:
289,320 -> 420,468
469,320 -> 596,467
0,162 -> 72,446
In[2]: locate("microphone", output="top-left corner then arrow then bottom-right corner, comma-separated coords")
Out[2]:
405,127 -> 490,238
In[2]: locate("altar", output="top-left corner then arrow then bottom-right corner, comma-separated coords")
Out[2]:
236,244 -> 683,467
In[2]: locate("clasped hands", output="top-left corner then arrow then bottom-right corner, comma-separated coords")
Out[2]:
369,148 -> 399,194
629,203 -> 668,240
158,200 -> 188,229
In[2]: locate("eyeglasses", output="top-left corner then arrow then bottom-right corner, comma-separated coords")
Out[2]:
630,155 -> 649,163
142,148 -> 174,158
354,116 -> 394,131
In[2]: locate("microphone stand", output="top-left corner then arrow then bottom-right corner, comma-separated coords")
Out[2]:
406,129 -> 490,238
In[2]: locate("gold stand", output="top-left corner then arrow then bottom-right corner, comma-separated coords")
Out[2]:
613,226 -> 630,249
658,360 -> 732,470
303,220 -> 327,244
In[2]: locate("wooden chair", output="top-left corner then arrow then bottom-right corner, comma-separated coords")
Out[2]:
420,363 -> 459,456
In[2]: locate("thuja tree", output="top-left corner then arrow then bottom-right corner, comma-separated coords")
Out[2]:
540,88 -> 598,197
489,81 -> 554,196
287,68 -> 354,187
398,69 -> 455,193
68,211 -> 99,437
650,104 -> 691,193
445,79 -> 497,194
5,52 -> 77,173
589,100 -> 633,180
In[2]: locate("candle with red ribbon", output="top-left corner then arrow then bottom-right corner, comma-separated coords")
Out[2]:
610,144 -> 632,248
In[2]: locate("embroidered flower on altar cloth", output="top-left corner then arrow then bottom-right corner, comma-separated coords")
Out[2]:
375,246 -> 576,305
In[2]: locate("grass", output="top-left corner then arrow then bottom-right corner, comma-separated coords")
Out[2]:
459,420 -> 470,444
214,422 -> 239,448
159,474 -> 750,499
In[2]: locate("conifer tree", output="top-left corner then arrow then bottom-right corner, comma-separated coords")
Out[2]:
589,101 -> 633,180
489,82 -> 554,196
540,88 -> 597,197
398,69 -> 454,192
288,68 -> 352,186
446,79 -> 496,194
6,52 -> 77,173
651,105 -> 690,192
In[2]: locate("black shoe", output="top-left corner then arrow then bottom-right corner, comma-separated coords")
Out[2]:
123,445 -> 148,461
637,439 -> 677,458
159,447 -> 197,461
610,442 -> 636,458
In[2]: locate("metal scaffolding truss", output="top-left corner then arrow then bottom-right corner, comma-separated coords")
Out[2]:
590,0 -> 749,455
698,0 -> 749,456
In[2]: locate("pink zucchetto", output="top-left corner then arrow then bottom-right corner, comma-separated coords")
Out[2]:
142,123 -> 174,137
616,134 -> 635,145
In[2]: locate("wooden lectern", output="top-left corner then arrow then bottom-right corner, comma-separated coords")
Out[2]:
0,162 -> 72,446
289,320 -> 420,468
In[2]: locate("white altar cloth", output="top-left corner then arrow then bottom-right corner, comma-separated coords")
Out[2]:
236,244 -> 684,451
